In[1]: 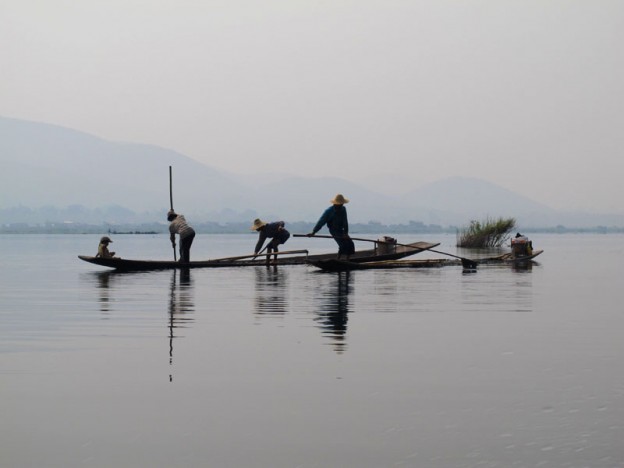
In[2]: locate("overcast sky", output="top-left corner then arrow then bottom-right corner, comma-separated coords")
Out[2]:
2,0 -> 623,213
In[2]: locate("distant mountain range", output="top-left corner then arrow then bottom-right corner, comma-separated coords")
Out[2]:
1,116 -> 622,228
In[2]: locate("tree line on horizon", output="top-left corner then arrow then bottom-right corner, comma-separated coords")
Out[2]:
1,220 -> 622,235
2,205 -> 624,235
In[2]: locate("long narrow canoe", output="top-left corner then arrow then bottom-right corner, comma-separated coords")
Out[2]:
478,250 -> 544,264
307,258 -> 457,271
307,249 -> 544,272
78,241 -> 439,271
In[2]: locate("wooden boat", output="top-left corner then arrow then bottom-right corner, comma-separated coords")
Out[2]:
307,258 -> 457,271
78,241 -> 439,271
478,249 -> 544,264
307,249 -> 544,272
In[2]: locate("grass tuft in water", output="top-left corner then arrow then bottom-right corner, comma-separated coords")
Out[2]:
456,217 -> 516,248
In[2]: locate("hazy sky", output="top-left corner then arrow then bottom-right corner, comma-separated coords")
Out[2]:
2,0 -> 623,212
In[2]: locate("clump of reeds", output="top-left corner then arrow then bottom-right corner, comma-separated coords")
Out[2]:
456,217 -> 516,248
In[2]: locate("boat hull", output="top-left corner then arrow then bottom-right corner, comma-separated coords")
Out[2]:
78,241 -> 439,271
307,250 -> 544,271
478,249 -> 544,264
307,258 -> 456,272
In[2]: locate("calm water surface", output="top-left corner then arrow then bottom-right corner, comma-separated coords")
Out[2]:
1,233 -> 623,468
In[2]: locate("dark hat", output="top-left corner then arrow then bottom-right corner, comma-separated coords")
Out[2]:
100,236 -> 113,244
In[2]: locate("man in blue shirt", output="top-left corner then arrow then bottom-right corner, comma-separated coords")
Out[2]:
307,194 -> 355,259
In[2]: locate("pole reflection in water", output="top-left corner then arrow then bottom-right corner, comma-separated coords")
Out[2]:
168,268 -> 195,382
458,262 -> 535,314
254,266 -> 289,318
315,271 -> 352,354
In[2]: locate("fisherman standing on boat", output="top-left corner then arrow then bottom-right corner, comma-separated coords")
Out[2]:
168,210 -> 196,263
307,194 -> 355,259
96,236 -> 116,258
251,218 -> 290,265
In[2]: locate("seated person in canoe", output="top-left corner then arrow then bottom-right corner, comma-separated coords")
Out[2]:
96,236 -> 116,258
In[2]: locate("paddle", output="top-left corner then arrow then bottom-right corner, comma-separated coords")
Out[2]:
169,166 -> 177,261
294,234 -> 478,269
251,244 -> 269,261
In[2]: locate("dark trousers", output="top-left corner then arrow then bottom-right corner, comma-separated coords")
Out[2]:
267,230 -> 290,251
179,231 -> 195,263
330,229 -> 355,256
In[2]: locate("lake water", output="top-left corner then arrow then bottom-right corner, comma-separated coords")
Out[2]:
1,233 -> 623,468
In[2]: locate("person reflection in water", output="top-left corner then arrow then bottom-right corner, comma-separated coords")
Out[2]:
315,271 -> 352,354
96,271 -> 113,314
168,269 -> 195,382
254,267 -> 288,317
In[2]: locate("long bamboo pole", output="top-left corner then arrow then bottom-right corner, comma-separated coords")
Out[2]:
211,249 -> 309,262
169,166 -> 176,261
293,234 -> 477,268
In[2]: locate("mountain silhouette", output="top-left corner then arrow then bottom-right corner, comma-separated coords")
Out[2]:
2,116 -> 621,227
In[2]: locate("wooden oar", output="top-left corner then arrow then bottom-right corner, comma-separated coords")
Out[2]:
294,234 -> 478,269
251,244 -> 270,261
211,249 -> 309,262
169,166 -> 177,261
294,233 -> 426,245
252,242 -> 272,260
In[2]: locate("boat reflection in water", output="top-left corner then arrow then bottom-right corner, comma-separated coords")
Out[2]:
314,271 -> 353,354
254,266 -> 289,318
168,268 -> 195,382
512,260 -> 539,272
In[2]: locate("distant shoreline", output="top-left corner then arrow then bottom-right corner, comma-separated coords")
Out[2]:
1,222 -> 622,235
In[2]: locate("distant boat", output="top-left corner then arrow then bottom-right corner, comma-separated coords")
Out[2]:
78,241 -> 439,271
108,230 -> 159,235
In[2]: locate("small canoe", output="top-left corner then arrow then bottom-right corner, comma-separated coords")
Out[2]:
78,241 -> 439,271
307,258 -> 457,272
478,250 -> 544,264
307,250 -> 544,272
78,255 -> 258,271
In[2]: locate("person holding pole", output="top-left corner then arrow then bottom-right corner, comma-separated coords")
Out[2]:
306,193 -> 355,259
168,210 -> 196,263
251,218 -> 290,265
